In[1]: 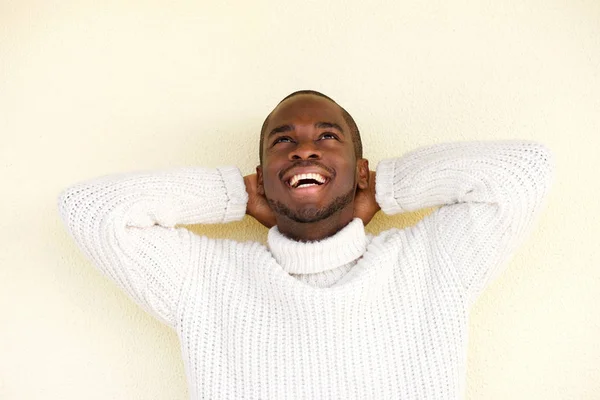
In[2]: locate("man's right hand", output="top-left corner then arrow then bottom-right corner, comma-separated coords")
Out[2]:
244,174 -> 277,229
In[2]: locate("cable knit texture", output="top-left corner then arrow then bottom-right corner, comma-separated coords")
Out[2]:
58,141 -> 554,399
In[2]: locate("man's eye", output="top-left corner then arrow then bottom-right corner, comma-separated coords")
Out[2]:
320,133 -> 338,140
273,137 -> 293,145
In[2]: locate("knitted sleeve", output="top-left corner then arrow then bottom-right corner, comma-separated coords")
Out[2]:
57,166 -> 248,327
375,141 -> 554,303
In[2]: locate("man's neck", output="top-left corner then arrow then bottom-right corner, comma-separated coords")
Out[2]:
275,209 -> 355,242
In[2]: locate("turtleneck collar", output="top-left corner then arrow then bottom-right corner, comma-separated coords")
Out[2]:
267,218 -> 369,274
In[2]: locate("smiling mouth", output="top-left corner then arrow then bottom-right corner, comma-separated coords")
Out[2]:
286,173 -> 329,189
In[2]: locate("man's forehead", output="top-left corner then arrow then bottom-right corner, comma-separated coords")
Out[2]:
268,95 -> 344,125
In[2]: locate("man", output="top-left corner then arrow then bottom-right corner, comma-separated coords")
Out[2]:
59,90 -> 554,399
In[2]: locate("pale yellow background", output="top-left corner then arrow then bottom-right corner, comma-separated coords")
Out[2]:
1,0 -> 599,399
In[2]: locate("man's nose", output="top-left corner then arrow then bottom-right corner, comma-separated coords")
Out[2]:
289,140 -> 322,160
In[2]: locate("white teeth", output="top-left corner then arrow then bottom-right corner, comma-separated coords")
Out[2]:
288,173 -> 326,188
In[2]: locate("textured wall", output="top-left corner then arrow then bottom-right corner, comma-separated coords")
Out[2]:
1,0 -> 599,398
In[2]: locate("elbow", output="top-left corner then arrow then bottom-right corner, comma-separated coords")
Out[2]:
57,185 -> 99,232
530,143 -> 555,202
57,187 -> 75,226
57,185 -> 86,225
524,141 -> 555,183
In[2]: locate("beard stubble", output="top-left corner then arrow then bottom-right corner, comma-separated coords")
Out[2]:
267,186 -> 356,224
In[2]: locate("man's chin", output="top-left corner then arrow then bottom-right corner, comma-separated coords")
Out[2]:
267,187 -> 355,224
269,201 -> 332,224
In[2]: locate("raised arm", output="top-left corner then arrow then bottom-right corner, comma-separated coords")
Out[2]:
58,166 -> 248,327
375,140 -> 555,303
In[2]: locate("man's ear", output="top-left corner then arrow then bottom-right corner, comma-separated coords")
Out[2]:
256,165 -> 265,195
356,158 -> 370,190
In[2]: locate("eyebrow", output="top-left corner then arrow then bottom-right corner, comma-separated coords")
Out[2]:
267,122 -> 345,139
315,122 -> 344,133
267,124 -> 294,138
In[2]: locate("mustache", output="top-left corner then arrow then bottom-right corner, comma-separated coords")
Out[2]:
279,160 -> 336,181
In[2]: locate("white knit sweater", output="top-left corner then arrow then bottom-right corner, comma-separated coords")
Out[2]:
58,141 -> 554,399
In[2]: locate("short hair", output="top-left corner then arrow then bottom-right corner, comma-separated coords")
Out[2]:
259,90 -> 363,164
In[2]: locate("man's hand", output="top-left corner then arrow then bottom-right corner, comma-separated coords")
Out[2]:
354,171 -> 380,226
244,174 -> 277,229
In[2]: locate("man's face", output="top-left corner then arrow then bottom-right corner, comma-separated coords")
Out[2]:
257,95 -> 367,224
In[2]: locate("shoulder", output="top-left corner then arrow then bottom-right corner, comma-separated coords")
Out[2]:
189,234 -> 271,260
368,210 -> 445,257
